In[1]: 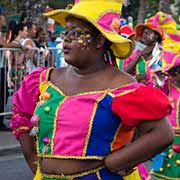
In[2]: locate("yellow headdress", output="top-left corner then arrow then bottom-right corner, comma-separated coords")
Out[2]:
44,0 -> 132,59
148,11 -> 180,53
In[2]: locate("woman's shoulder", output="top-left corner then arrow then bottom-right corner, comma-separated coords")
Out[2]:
50,67 -> 67,79
110,69 -> 137,88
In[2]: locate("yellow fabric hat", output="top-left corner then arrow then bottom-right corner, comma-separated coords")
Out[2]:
43,0 -> 132,59
148,11 -> 180,53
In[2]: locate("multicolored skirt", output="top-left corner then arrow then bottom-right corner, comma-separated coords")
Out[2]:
33,165 -> 142,180
151,134 -> 180,179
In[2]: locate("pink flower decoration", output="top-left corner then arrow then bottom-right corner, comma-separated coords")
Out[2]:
30,115 -> 40,126
43,137 -> 50,145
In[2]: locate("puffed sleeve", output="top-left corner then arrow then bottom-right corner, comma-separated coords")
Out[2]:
112,86 -> 172,127
10,67 -> 46,139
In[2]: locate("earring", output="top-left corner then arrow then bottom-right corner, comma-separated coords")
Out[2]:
107,51 -> 112,65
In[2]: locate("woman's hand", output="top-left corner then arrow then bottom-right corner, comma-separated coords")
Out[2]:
19,133 -> 37,174
116,168 -> 136,176
135,74 -> 148,84
104,118 -> 174,174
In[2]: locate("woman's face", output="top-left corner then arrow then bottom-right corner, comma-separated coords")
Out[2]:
141,27 -> 159,45
21,26 -> 28,38
63,17 -> 96,67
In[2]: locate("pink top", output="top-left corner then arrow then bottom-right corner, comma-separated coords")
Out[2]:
10,68 -> 171,160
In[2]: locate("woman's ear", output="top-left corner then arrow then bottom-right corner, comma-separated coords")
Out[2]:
95,34 -> 106,49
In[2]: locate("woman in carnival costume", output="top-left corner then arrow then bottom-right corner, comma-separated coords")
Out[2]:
151,55 -> 180,179
11,1 -> 173,180
122,22 -> 164,85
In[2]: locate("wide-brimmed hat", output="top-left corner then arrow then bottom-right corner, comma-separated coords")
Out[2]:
43,0 -> 132,59
148,11 -> 178,35
135,23 -> 164,41
148,11 -> 180,54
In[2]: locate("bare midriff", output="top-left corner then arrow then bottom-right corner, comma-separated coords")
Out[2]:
40,158 -> 104,175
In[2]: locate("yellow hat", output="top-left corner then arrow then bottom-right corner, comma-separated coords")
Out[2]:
148,11 -> 180,53
43,0 -> 132,59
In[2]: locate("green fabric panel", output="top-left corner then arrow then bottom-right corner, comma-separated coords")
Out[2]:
137,59 -> 146,74
35,86 -> 65,154
118,59 -> 124,70
152,135 -> 180,179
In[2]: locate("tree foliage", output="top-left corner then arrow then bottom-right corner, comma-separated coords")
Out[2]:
1,0 -> 180,26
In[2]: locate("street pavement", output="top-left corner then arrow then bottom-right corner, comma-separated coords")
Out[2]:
0,118 -> 21,157
0,130 -> 21,157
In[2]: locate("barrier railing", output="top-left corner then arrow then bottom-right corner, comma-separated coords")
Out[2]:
0,47 -> 64,119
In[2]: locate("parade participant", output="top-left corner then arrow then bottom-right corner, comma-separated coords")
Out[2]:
151,55 -> 180,180
0,15 -> 11,131
11,1 -> 174,180
123,22 -> 164,85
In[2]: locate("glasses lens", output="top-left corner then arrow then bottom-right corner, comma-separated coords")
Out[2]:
62,28 -> 91,40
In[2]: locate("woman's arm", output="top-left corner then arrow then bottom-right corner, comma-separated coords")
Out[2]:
19,134 -> 37,174
125,46 -> 154,74
10,68 -> 45,173
125,53 -> 142,74
104,117 -> 174,174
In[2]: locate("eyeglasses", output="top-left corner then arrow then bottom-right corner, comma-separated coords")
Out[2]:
61,28 -> 91,40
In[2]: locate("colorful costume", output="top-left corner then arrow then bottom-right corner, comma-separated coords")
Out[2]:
121,49 -> 157,85
151,51 -> 180,180
121,22 -> 165,86
11,67 -> 171,180
151,84 -> 180,179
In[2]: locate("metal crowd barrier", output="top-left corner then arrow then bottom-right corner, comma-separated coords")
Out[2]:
0,47 -> 64,119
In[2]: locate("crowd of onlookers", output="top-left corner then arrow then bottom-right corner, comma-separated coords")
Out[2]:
0,12 -> 66,131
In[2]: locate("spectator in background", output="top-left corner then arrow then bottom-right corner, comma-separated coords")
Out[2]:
0,15 -> 11,131
35,27 -> 51,67
47,31 -> 66,68
19,12 -> 28,26
6,19 -> 18,43
23,22 -> 37,74
0,24 -> 29,90
5,19 -> 18,89
23,22 -> 36,48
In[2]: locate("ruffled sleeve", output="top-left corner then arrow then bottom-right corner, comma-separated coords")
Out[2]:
112,86 -> 172,127
10,67 -> 46,139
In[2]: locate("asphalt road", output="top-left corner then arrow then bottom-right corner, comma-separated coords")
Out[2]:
0,154 -> 33,180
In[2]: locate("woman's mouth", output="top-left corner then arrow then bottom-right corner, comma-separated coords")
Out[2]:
63,45 -> 71,54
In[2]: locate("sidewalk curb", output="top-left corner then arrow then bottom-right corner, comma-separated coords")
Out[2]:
0,144 -> 21,156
